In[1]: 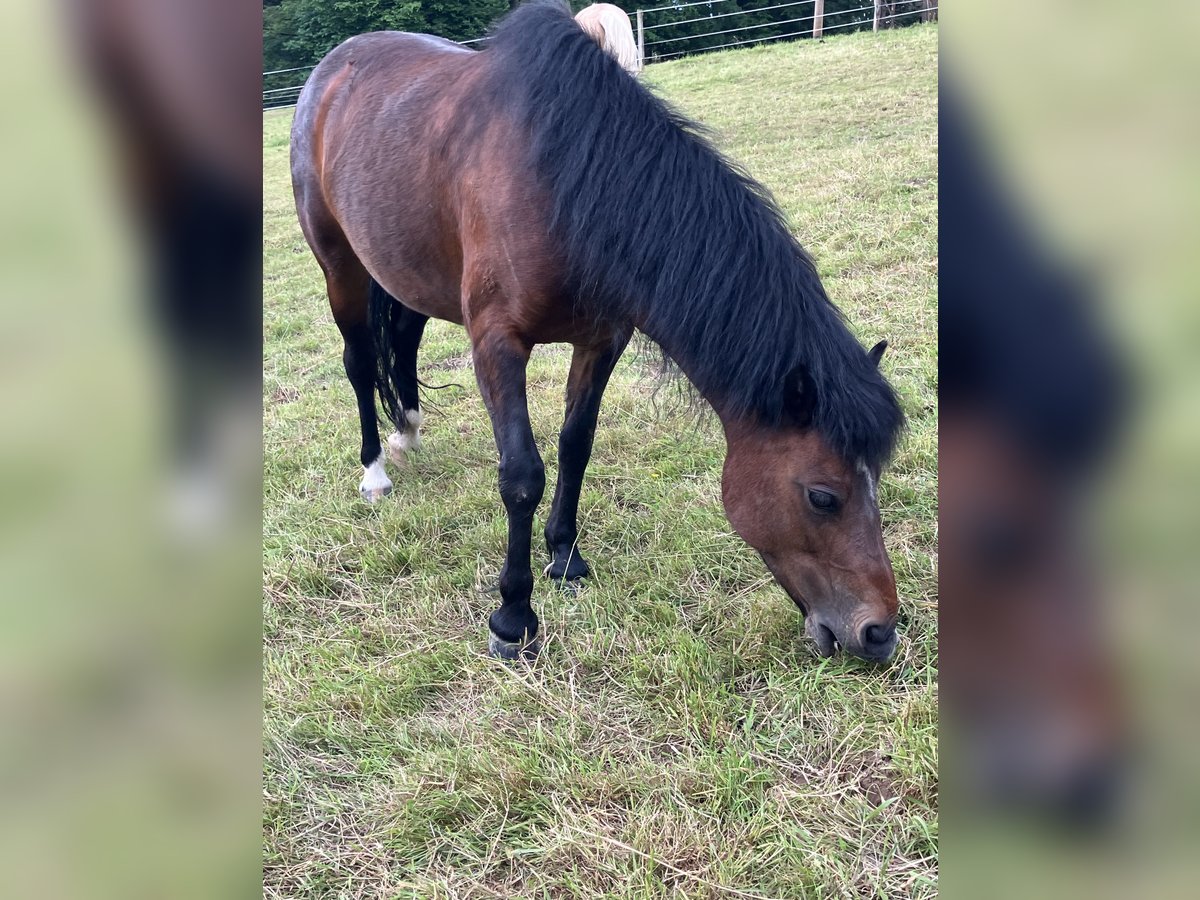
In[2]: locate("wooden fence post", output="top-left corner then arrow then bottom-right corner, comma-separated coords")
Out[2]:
874,0 -> 882,31
636,9 -> 645,66
813,0 -> 824,38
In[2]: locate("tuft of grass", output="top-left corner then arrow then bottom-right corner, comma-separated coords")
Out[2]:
265,25 -> 937,899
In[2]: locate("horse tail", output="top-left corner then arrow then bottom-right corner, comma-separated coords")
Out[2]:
575,4 -> 642,77
604,7 -> 643,77
368,278 -> 409,432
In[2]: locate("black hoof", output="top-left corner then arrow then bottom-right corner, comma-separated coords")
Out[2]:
488,628 -> 540,661
551,577 -> 585,597
543,554 -> 590,583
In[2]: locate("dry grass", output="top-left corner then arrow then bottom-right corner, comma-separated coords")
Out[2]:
264,25 -> 937,899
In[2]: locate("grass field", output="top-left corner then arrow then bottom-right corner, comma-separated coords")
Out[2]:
264,24 -> 938,899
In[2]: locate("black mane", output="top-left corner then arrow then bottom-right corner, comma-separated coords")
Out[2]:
940,87 -> 1124,476
486,1 -> 904,469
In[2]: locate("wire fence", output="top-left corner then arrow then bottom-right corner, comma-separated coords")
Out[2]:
263,0 -> 936,110
640,0 -> 935,61
262,36 -> 486,109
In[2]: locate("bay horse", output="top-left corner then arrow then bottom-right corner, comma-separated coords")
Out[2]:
940,89 -> 1126,819
290,0 -> 905,662
575,3 -> 642,77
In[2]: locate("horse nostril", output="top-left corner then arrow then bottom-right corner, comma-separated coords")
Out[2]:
863,622 -> 896,647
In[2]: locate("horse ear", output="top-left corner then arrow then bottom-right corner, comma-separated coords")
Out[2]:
783,363 -> 817,427
868,340 -> 888,367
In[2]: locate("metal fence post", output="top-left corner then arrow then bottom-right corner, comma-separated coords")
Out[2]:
813,0 -> 824,38
636,9 -> 645,66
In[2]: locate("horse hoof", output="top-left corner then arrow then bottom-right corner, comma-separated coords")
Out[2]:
359,483 -> 392,503
386,430 -> 419,464
488,628 -> 540,661
360,455 -> 393,502
387,412 -> 424,462
543,563 -> 590,596
551,577 -> 585,597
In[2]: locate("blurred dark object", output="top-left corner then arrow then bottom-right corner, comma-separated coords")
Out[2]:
0,3 -> 263,898
940,85 -> 1125,482
70,0 -> 262,529
940,84 -> 1128,827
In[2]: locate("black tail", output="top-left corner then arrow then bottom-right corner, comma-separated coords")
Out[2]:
368,278 -> 410,432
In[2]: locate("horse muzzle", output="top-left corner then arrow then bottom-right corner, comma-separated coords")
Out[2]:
805,614 -> 898,663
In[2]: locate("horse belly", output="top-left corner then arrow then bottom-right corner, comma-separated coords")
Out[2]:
327,134 -> 467,324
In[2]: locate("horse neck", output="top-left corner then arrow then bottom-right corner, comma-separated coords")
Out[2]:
629,316 -> 754,432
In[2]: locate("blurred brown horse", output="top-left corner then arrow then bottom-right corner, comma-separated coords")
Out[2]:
941,88 -> 1128,821
291,1 -> 905,661
72,0 -> 260,529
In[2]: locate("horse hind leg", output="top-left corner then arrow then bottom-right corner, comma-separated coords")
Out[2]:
314,254 -> 389,502
350,346 -> 393,504
370,280 -> 429,463
295,182 -> 401,500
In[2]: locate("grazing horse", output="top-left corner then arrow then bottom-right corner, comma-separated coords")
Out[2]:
290,1 -> 905,662
940,89 -> 1127,819
575,3 -> 642,76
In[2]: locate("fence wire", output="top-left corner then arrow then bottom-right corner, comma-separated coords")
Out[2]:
642,0 -> 830,33
651,9 -> 930,60
264,2 -> 936,110
646,7 -> 885,49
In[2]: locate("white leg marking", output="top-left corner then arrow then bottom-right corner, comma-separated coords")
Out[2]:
359,453 -> 393,502
387,430 -> 418,456
387,409 -> 425,461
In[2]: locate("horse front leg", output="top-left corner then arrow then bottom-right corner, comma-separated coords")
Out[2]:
544,334 -> 629,585
472,329 -> 545,659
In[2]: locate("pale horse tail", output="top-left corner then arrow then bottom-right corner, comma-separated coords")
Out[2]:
575,4 -> 643,77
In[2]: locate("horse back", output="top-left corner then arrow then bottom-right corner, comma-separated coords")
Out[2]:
291,33 -> 576,338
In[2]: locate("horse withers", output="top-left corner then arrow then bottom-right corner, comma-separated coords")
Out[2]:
290,1 -> 905,663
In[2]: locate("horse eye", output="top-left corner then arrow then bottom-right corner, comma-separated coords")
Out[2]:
807,489 -> 839,512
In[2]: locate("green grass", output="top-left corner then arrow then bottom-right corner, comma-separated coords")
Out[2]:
264,25 -> 937,899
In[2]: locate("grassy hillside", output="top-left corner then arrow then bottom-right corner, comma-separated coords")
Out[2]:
264,24 -> 938,899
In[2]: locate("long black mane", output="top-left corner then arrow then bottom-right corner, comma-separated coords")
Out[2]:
486,1 -> 904,469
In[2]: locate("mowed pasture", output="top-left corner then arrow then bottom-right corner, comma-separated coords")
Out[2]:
264,24 -> 937,899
